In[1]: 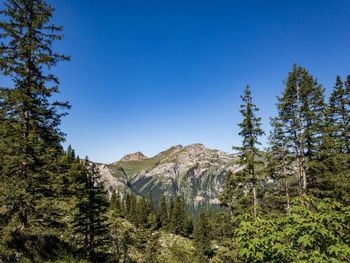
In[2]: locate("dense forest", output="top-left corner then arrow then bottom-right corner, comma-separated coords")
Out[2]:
0,0 -> 349,262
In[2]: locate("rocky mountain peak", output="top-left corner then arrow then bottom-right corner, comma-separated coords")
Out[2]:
101,144 -> 242,211
183,143 -> 205,152
172,144 -> 184,151
120,151 -> 148,162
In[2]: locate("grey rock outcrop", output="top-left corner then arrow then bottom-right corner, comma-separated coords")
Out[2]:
98,144 -> 242,210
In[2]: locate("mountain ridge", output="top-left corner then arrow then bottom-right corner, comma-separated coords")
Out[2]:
98,143 -> 242,210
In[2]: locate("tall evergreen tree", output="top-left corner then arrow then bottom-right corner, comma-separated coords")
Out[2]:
0,0 -> 70,260
277,65 -> 326,196
328,76 -> 350,153
233,85 -> 265,217
109,214 -> 135,263
266,117 -> 296,211
319,101 -> 338,160
220,170 -> 251,217
56,146 -> 87,248
346,74 -> 350,101
193,208 -> 212,262
73,158 -> 111,262
158,195 -> 169,228
124,192 -> 137,223
110,191 -> 122,215
345,74 -> 350,149
135,197 -> 150,228
168,196 -> 187,235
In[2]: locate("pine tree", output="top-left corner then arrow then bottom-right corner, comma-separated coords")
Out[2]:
266,117 -> 296,211
233,85 -> 265,217
310,74 -> 350,200
158,195 -> 169,228
277,65 -> 326,196
110,191 -> 122,215
142,208 -> 161,263
168,196 -> 187,235
67,145 -> 75,159
57,146 -> 87,248
135,197 -> 150,228
193,208 -> 212,262
0,0 -> 70,260
319,101 -> 338,160
208,211 -> 234,240
73,158 -> 111,262
109,213 -> 135,263
346,74 -> 350,103
184,214 -> 194,236
110,215 -> 122,263
220,170 -> 251,216
124,192 -> 137,223
345,74 -> 350,150
328,76 -> 350,153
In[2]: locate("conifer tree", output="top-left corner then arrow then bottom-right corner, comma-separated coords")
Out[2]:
0,0 -> 70,260
158,195 -> 169,229
142,210 -> 161,263
266,117 -> 296,211
73,158 -> 111,262
193,208 -> 212,262
169,196 -> 187,235
312,74 -> 350,200
124,192 -> 137,223
110,191 -> 122,215
167,198 -> 175,231
328,76 -> 350,153
135,197 -> 150,228
233,85 -> 265,217
345,74 -> 350,149
319,101 -> 338,160
277,65 -> 326,196
57,146 -> 87,248
346,74 -> 350,100
220,170 -> 250,216
158,195 -> 169,228
67,145 -> 76,159
109,211 -> 136,263
110,216 -> 122,263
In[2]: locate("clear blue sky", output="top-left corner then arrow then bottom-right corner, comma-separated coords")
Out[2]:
19,0 -> 350,163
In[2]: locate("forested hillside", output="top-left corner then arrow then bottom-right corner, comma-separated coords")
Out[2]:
0,0 -> 349,262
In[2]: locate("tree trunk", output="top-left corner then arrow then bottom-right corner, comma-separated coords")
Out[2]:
123,245 -> 128,263
285,178 -> 290,210
252,186 -> 257,217
296,82 -> 307,195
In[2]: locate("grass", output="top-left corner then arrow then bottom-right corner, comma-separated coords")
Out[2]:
110,146 -> 182,178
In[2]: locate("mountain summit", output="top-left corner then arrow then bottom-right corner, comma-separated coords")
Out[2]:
120,151 -> 148,162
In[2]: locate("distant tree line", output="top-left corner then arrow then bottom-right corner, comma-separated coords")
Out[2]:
110,191 -> 193,236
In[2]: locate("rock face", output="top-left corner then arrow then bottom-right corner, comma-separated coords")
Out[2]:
99,144 -> 241,210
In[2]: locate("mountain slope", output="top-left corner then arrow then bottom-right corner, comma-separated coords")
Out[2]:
99,144 -> 242,209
